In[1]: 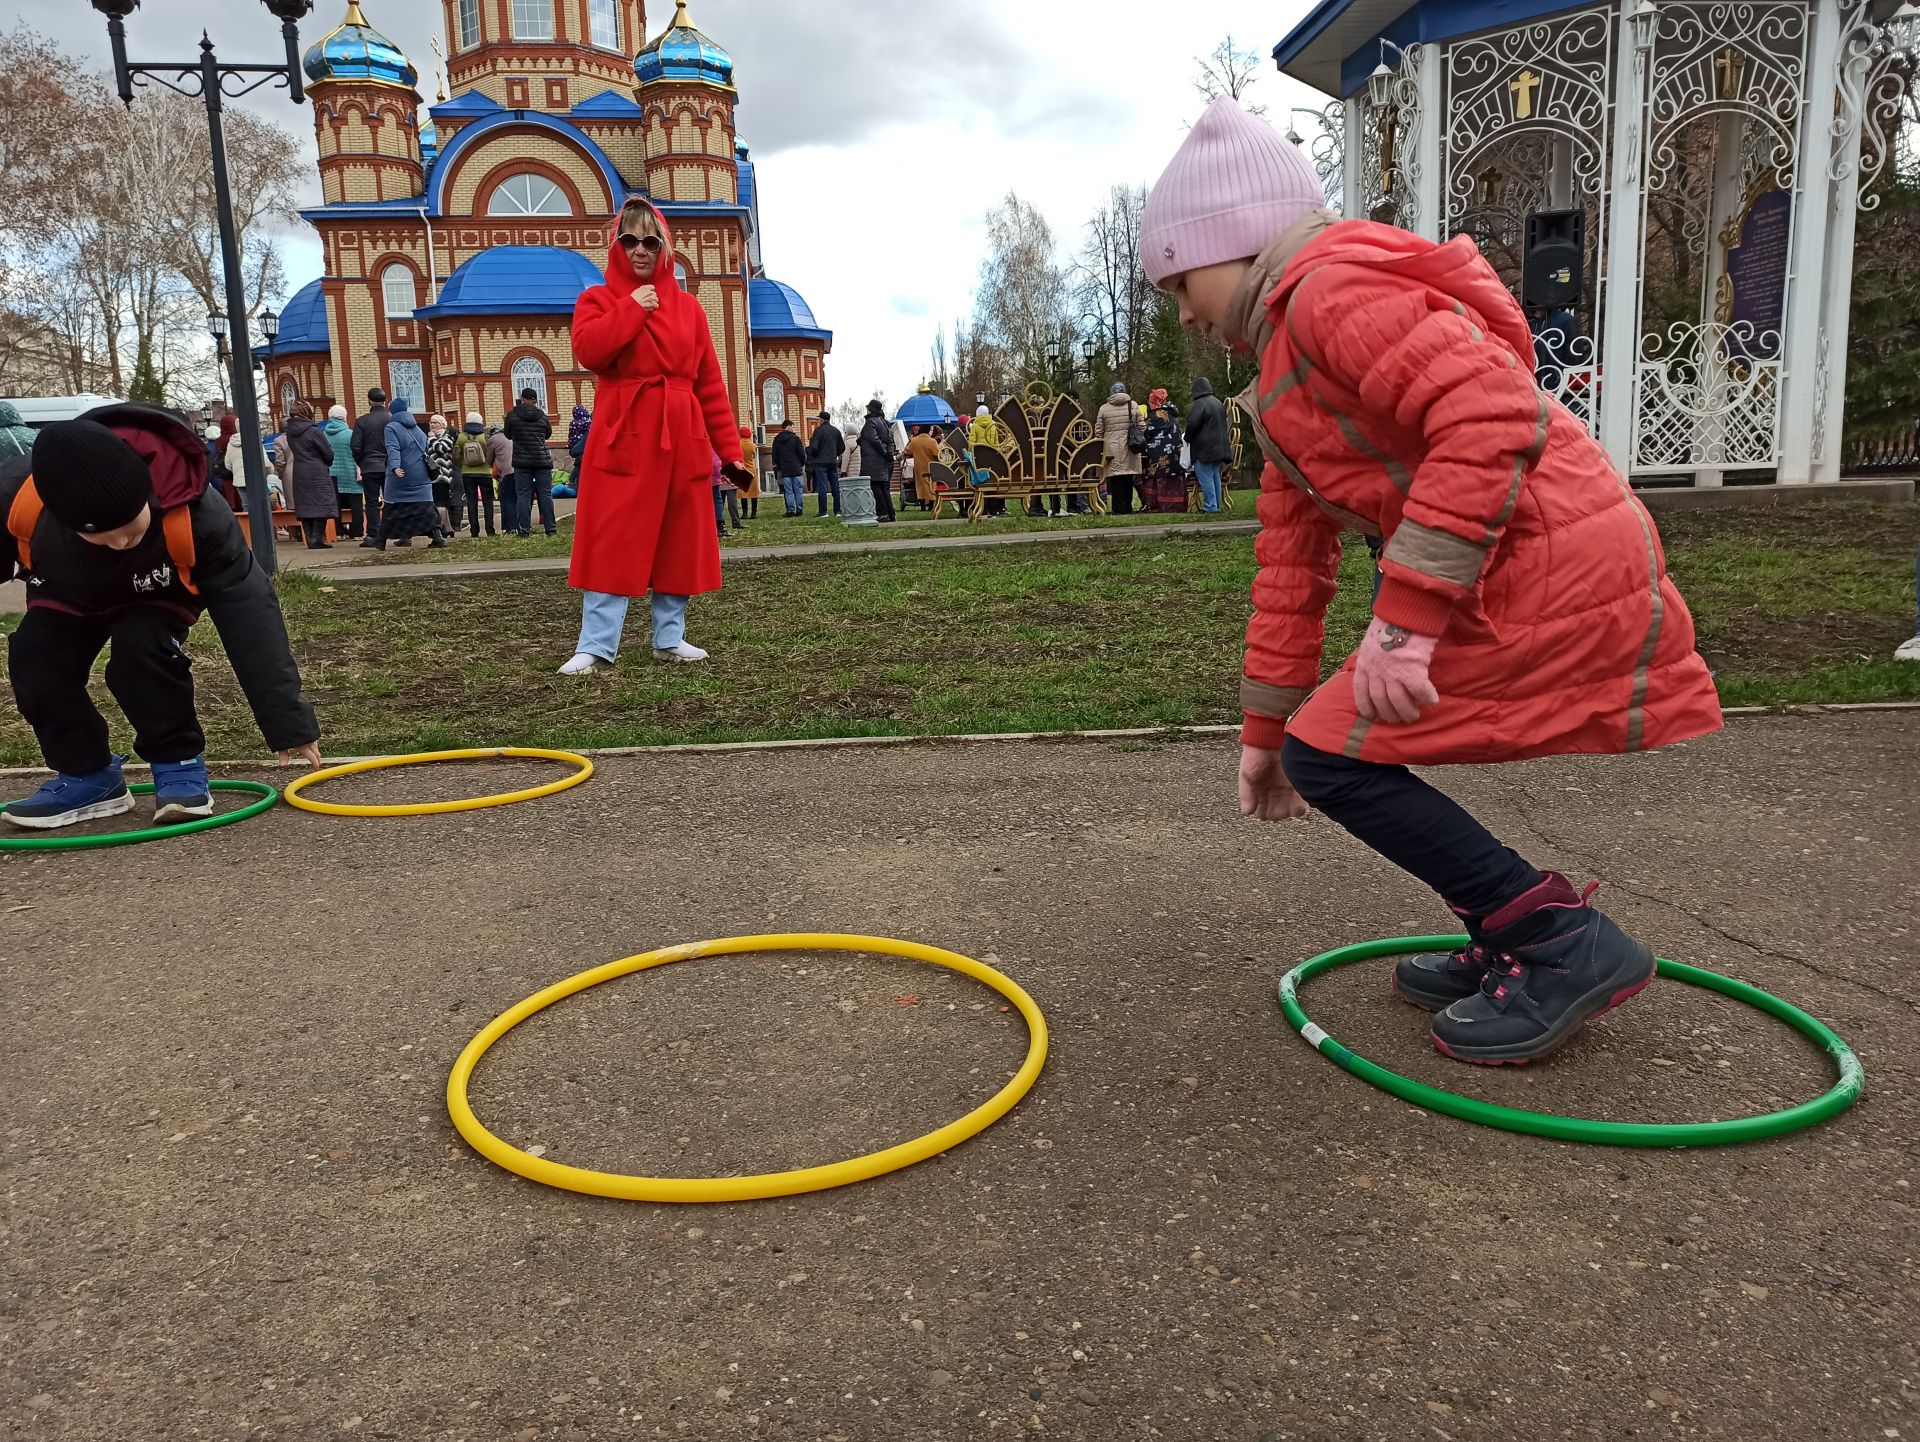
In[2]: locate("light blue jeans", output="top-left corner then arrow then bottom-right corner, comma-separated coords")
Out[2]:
779,473 -> 806,513
576,589 -> 690,662
1194,461 -> 1223,513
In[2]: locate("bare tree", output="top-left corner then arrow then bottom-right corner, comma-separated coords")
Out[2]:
973,192 -> 1071,387
1194,33 -> 1267,116
1074,184 -> 1152,388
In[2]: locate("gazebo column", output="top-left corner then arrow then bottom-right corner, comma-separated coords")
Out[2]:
1814,9 -> 1875,482
1694,113 -> 1750,487
1598,1 -> 1652,475
1776,0 -> 1846,484
1413,47 -> 1444,241
1343,94 -> 1364,218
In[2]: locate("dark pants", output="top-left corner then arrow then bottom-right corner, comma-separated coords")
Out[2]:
301,519 -> 332,548
339,493 -> 365,538
1279,734 -> 1543,926
810,465 -> 841,515
505,467 -> 555,536
1108,474 -> 1136,515
869,473 -> 895,520
464,474 -> 496,536
361,472 -> 385,535
713,486 -> 730,534
8,606 -> 201,776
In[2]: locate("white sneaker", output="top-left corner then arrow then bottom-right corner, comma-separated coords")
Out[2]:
558,652 -> 608,675
1895,634 -> 1920,663
653,641 -> 709,663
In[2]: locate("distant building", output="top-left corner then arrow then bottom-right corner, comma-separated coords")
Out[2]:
261,0 -> 829,438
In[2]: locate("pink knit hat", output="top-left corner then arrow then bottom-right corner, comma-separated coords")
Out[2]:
1142,97 -> 1326,288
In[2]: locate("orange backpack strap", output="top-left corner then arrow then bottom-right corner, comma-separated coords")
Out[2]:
162,505 -> 199,595
7,475 -> 42,574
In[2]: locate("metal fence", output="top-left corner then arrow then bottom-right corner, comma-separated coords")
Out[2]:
1849,422 -> 1920,473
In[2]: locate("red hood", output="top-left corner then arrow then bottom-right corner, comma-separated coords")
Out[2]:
1273,221 -> 1536,375
79,402 -> 209,509
605,201 -> 682,301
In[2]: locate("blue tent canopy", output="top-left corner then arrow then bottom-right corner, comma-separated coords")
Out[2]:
895,390 -> 957,428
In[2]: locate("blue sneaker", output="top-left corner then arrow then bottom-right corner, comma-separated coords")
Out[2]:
3,760 -> 135,831
151,757 -> 214,824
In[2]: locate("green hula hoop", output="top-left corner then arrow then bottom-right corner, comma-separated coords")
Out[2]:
1277,935 -> 1864,1148
0,780 -> 279,853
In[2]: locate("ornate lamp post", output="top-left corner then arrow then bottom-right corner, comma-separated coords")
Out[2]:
90,0 -> 314,575
260,306 -> 281,432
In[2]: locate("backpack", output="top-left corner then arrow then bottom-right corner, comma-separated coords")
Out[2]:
8,475 -> 200,595
460,434 -> 490,471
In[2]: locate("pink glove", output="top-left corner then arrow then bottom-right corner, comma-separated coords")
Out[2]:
1353,616 -> 1439,726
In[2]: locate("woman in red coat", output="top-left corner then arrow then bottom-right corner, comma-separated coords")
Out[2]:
1143,100 -> 1724,1066
559,199 -> 751,673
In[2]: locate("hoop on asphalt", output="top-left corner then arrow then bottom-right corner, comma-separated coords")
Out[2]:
1277,935 -> 1864,1148
282,747 -> 593,817
0,780 -> 279,853
447,933 -> 1049,1202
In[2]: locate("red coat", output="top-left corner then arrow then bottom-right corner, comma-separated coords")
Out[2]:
568,208 -> 742,598
1238,221 -> 1722,765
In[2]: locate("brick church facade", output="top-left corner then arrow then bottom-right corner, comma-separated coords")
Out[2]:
261,0 -> 830,446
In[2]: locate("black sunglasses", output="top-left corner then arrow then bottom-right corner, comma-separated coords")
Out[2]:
619,233 -> 665,254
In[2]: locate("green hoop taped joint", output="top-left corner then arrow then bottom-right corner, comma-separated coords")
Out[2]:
1277,935 -> 1864,1148
0,780 -> 279,853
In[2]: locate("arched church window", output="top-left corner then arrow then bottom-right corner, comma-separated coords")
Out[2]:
761,376 -> 786,427
674,260 -> 689,288
511,356 -> 549,411
280,379 -> 297,418
588,0 -> 620,50
488,174 -> 572,216
510,0 -> 553,41
380,263 -> 416,320
456,0 -> 480,49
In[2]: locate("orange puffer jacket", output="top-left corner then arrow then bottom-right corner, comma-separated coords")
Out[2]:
1234,219 -> 1722,766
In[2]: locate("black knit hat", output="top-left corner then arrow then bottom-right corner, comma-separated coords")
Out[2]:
32,420 -> 154,533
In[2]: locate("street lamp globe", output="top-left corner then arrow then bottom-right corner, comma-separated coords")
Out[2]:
1366,59 -> 1395,111
261,307 -> 280,342
260,0 -> 314,18
206,308 -> 226,341
1081,339 -> 1096,364
88,0 -> 141,18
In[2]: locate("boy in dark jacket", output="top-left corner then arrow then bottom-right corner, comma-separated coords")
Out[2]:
771,419 -> 807,516
804,411 -> 845,517
1184,376 -> 1232,512
349,387 -> 392,546
2,406 -> 322,829
502,389 -> 557,538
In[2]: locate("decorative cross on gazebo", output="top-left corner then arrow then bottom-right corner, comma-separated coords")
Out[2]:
1272,0 -> 1919,486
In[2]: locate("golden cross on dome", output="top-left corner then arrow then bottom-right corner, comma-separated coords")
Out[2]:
1509,69 -> 1540,120
343,0 -> 368,23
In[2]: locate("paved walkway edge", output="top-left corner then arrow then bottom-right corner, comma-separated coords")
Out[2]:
311,521 -> 1265,584
2,703 -> 1913,777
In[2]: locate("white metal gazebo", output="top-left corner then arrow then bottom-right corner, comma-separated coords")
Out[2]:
1273,0 -> 1919,486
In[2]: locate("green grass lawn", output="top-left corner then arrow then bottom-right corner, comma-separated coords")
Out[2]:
1,502 -> 1914,763
353,497 -> 1254,565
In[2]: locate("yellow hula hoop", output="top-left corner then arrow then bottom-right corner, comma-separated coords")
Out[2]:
282,747 -> 594,817
446,933 -> 1050,1203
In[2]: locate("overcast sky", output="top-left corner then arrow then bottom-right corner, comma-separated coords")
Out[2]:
18,0 -> 1331,405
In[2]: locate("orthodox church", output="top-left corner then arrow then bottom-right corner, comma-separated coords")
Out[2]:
260,0 -> 830,441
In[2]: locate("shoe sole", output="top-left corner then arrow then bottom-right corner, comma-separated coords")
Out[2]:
2,792 -> 137,831
1432,964 -> 1656,1067
153,800 -> 217,825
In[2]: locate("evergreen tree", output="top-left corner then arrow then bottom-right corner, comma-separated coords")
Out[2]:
1845,160 -> 1920,456
126,333 -> 167,405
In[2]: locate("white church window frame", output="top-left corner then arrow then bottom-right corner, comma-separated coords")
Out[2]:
588,0 -> 621,51
488,173 -> 573,217
761,375 -> 786,427
456,0 -> 480,49
389,359 -> 426,414
380,262 -> 416,320
511,355 -> 550,411
510,0 -> 553,41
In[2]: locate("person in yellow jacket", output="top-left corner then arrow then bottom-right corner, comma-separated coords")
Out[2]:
968,405 -> 1004,516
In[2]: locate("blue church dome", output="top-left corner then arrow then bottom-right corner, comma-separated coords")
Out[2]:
635,0 -> 735,89
415,246 -> 604,320
251,278 -> 330,360
304,1 -> 418,89
749,277 -> 830,342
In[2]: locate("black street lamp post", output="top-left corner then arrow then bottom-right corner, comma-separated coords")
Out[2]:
90,0 -> 314,576
261,306 -> 281,433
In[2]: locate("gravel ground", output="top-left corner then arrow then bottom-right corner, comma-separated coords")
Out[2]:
3,713 -> 1915,1442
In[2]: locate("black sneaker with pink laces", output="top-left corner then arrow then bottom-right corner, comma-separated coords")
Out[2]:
1392,941 -> 1494,1012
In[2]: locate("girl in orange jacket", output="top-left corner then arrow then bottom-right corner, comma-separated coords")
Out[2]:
1142,100 -> 1723,1065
